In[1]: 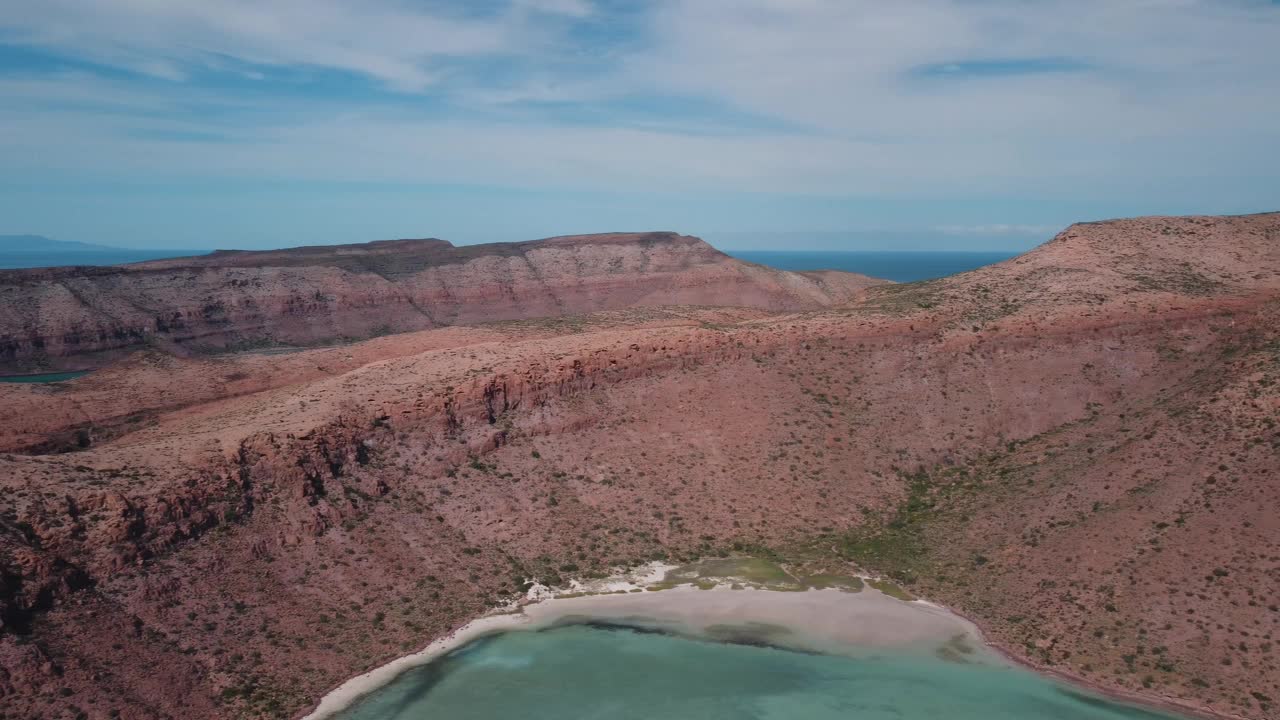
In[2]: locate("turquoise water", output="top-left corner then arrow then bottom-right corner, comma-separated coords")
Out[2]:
335,623 -> 1183,720
0,371 -> 90,383
731,251 -> 1018,282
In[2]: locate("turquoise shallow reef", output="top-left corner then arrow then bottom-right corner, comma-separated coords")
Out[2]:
335,623 -> 1185,720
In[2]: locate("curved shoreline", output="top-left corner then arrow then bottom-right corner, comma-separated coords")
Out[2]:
939,602 -> 1246,720
298,569 -> 1218,720
299,579 -> 990,719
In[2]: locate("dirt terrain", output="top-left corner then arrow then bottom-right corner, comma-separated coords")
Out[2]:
0,232 -> 883,374
0,213 -> 1277,720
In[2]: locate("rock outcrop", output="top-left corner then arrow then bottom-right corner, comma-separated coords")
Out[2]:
0,214 -> 1277,720
0,232 -> 885,373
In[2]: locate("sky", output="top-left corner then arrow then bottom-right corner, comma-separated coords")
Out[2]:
0,0 -> 1277,252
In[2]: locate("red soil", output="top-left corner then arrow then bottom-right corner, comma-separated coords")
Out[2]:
0,213 -> 1277,720
0,232 -> 883,374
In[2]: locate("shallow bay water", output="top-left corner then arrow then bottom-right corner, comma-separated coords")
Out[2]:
335,623 -> 1184,720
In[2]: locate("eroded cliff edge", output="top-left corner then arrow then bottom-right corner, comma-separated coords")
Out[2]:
0,232 -> 885,373
0,213 -> 1277,720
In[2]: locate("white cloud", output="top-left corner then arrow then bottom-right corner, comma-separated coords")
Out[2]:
514,0 -> 595,17
627,0 -> 1280,138
936,224 -> 1058,236
0,0 -> 585,91
0,0 -> 1276,214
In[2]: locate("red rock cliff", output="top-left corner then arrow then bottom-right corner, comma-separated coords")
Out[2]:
0,232 -> 884,372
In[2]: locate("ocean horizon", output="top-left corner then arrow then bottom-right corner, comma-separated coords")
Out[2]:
1,248 -> 1019,280
729,250 -> 1019,283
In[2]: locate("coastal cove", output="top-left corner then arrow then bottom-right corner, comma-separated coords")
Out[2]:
303,561 -> 1193,720
3,216 -> 1275,720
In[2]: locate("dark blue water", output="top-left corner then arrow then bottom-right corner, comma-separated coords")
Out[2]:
0,371 -> 91,383
731,251 -> 1018,282
0,250 -> 197,269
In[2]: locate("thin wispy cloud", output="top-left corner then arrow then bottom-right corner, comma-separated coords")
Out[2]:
0,0 -> 1276,248
936,224 -> 1059,237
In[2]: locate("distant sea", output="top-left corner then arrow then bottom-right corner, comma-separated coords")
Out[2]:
0,249 -> 197,270
1,248 -> 1019,279
0,371 -> 90,384
731,251 -> 1019,283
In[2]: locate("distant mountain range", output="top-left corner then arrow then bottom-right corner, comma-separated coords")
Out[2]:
0,235 -> 202,269
0,231 -> 886,370
0,235 -> 120,252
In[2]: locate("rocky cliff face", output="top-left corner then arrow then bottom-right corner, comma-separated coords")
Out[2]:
0,232 -> 884,373
0,214 -> 1277,720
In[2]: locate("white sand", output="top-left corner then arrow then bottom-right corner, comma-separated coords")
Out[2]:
523,585 -> 991,655
301,572 -> 993,720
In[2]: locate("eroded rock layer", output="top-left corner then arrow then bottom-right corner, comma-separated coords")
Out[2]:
0,232 -> 884,373
0,213 -> 1277,720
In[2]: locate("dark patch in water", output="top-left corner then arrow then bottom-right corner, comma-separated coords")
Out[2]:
334,623 -> 1192,720
577,620 -> 671,635
342,634 -> 507,719
704,621 -> 800,651
935,633 -> 978,664
561,618 -> 821,656
541,614 -> 673,634
348,661 -> 450,719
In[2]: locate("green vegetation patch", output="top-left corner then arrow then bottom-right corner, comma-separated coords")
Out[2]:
645,582 -> 679,592
836,468 -> 940,585
834,461 -> 1008,588
868,579 -> 915,601
849,281 -> 944,316
1125,265 -> 1224,296
799,574 -> 865,592
664,557 -> 798,588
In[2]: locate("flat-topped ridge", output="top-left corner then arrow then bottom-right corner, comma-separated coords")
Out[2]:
0,233 -> 719,278
153,232 -> 717,270
0,230 -> 882,372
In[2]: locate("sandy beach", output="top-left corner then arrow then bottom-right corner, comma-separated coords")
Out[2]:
300,568 -> 992,720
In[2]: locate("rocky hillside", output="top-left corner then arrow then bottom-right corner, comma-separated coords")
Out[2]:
0,232 -> 884,373
0,213 -> 1276,720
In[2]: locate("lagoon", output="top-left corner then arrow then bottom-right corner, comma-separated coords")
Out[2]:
314,566 -> 1188,720
334,621 -> 1182,720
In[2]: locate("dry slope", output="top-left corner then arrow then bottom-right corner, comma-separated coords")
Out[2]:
0,232 -> 884,373
0,213 -> 1276,720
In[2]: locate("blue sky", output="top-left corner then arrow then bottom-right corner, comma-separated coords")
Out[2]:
0,0 -> 1277,251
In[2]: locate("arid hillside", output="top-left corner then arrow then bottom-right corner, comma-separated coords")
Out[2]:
0,232 -> 884,373
0,213 -> 1277,720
